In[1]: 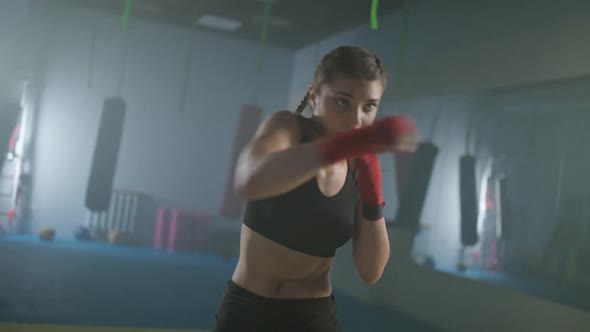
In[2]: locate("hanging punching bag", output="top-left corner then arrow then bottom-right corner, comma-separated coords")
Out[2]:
394,142 -> 439,234
498,176 -> 511,240
85,97 -> 126,212
460,154 -> 479,246
460,109 -> 479,247
394,151 -> 414,197
394,108 -> 441,234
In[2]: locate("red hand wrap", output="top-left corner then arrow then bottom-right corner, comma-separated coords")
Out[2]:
317,115 -> 415,165
355,154 -> 384,206
355,154 -> 385,221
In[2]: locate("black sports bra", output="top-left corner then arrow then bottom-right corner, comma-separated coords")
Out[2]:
242,114 -> 359,257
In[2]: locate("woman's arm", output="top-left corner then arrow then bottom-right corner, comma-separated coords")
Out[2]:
235,111 -> 415,201
352,204 -> 390,284
234,110 -> 324,200
349,154 -> 391,284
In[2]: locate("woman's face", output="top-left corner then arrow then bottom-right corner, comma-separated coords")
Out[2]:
309,78 -> 384,135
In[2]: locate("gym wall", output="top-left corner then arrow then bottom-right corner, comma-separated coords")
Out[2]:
29,5 -> 293,237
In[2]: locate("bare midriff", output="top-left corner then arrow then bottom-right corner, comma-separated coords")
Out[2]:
231,224 -> 334,299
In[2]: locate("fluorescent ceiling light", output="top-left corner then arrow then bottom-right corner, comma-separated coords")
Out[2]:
196,14 -> 242,31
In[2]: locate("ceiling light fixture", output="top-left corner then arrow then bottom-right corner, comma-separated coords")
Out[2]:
196,14 -> 242,31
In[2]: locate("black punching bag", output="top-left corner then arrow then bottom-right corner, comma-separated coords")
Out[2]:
85,97 -> 126,212
498,176 -> 510,240
460,109 -> 480,246
460,154 -> 479,246
394,142 -> 439,234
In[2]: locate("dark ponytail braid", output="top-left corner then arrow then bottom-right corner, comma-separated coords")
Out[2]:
295,92 -> 309,114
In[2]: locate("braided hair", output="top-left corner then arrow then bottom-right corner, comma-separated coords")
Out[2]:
295,93 -> 309,114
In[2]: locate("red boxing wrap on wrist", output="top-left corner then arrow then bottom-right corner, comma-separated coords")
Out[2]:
355,154 -> 385,221
317,115 -> 415,165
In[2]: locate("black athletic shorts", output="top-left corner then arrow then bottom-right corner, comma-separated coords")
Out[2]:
214,280 -> 341,332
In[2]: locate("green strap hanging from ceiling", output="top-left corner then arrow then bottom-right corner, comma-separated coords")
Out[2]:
371,0 -> 379,30
257,0 -> 272,72
123,0 -> 133,29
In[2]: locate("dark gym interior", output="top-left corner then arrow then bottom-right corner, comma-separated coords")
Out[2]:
1,1 -> 589,331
